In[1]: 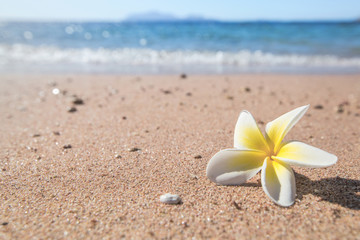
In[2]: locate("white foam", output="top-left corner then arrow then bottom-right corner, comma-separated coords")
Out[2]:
0,44 -> 360,72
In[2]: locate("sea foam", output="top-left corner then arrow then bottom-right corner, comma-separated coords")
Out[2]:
1,44 -> 360,73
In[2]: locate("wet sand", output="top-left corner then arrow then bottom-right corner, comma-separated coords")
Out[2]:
0,74 -> 359,239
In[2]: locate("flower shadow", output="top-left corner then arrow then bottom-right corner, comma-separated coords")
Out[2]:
295,172 -> 360,210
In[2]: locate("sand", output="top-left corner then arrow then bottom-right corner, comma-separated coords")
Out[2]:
0,74 -> 359,239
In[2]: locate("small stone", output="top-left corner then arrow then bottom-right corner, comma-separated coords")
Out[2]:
122,116 -> 127,120
181,221 -> 189,228
245,87 -> 251,92
72,98 -> 84,105
1,222 -> 8,226
337,105 -> 344,113
129,147 -> 141,152
180,73 -> 187,79
186,92 -> 192,96
257,120 -> 265,125
233,201 -> 242,210
226,96 -> 234,100
115,154 -> 122,159
32,133 -> 41,137
194,155 -> 202,159
314,105 -> 324,109
63,144 -> 72,149
160,193 -> 181,204
161,89 -> 172,94
53,131 -> 61,136
67,107 -> 77,113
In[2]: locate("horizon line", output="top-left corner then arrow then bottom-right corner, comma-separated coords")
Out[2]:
0,17 -> 358,23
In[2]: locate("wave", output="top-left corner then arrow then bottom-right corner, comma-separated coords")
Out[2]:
1,44 -> 360,73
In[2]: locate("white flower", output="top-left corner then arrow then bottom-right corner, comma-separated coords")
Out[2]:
206,105 -> 337,207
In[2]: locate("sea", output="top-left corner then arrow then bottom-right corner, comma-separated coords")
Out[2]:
0,21 -> 360,74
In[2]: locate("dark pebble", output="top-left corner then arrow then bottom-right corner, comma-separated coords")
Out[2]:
233,201 -> 242,210
72,98 -> 84,105
161,89 -> 172,94
226,96 -> 234,100
53,131 -> 61,136
67,107 -> 77,113
186,92 -> 192,96
314,105 -> 324,109
194,155 -> 202,159
1,222 -> 8,226
63,144 -> 72,149
129,147 -> 141,152
26,146 -> 37,152
245,87 -> 251,92
32,133 -> 41,137
337,105 -> 344,113
180,73 -> 187,79
122,116 -> 127,120
182,221 -> 189,228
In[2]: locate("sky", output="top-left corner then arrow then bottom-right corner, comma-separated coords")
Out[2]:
0,0 -> 359,21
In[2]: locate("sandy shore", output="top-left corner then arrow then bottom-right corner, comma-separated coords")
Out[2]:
0,74 -> 359,239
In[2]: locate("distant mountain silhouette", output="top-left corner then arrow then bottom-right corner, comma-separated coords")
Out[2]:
123,11 -> 214,22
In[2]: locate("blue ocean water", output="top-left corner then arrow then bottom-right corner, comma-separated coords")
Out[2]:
0,21 -> 360,73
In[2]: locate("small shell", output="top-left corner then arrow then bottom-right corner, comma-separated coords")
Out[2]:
160,193 -> 181,204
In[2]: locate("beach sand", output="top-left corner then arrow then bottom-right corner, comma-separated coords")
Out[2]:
0,74 -> 359,239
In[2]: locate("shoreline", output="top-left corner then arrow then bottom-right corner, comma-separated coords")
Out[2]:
0,74 -> 359,239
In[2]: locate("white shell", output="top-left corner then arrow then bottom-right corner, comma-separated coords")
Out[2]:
160,193 -> 181,204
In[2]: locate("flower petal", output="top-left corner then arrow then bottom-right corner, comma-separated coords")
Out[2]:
234,110 -> 269,153
265,105 -> 309,153
273,141 -> 337,168
206,149 -> 266,185
261,158 -> 296,207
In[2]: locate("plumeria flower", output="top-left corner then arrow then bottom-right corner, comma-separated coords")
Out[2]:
206,105 -> 337,207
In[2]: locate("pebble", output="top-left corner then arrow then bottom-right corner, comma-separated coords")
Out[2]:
194,155 -> 202,159
245,87 -> 251,92
129,147 -> 141,152
257,120 -> 265,125
72,98 -> 84,105
226,96 -> 234,100
161,89 -> 172,94
67,107 -> 77,113
233,201 -> 242,210
180,73 -> 187,79
160,193 -> 181,204
337,105 -> 344,113
186,92 -> 192,96
63,144 -> 72,149
314,104 -> 324,109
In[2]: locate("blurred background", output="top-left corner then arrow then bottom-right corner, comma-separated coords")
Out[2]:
0,0 -> 359,74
